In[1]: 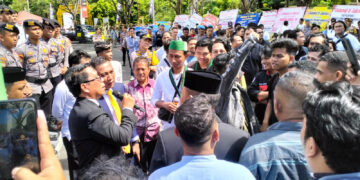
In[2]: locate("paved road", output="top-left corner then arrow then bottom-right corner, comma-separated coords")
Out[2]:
56,41 -> 132,180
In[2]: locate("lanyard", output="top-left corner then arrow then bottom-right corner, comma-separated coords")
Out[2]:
168,66 -> 187,97
194,60 -> 213,71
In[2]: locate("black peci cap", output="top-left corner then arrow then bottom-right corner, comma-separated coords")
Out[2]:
184,71 -> 222,94
3,67 -> 26,83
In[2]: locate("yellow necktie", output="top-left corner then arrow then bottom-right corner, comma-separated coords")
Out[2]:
107,90 -> 131,154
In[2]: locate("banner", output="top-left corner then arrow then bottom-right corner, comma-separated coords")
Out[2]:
49,3 -> 54,19
258,10 -> 278,32
218,9 -> 238,29
103,17 -> 109,24
188,13 -> 203,28
331,5 -> 360,27
273,7 -> 307,32
201,14 -> 218,28
94,18 -> 98,26
63,13 -> 74,31
235,13 -> 261,27
174,15 -> 189,27
304,7 -> 332,31
156,21 -> 171,31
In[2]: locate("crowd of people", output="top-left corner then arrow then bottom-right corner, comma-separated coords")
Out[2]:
1,4 -> 360,180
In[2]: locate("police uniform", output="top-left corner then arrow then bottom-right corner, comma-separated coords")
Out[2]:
16,20 -> 53,118
52,19 -> 72,69
0,23 -> 22,67
42,18 -> 63,87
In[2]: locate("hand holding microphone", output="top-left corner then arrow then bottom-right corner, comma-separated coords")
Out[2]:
112,90 -> 145,112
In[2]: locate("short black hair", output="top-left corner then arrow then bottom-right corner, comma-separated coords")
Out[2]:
282,29 -> 292,38
230,34 -> 242,43
328,39 -> 337,51
284,21 -> 289,26
247,22 -> 257,29
262,45 -> 272,58
65,63 -> 91,98
69,49 -> 91,67
303,81 -> 360,173
129,27 -> 135,31
311,23 -> 321,30
195,38 -> 213,52
174,94 -> 217,147
319,51 -> 349,76
187,37 -> 197,44
90,56 -> 108,69
288,60 -> 317,75
307,33 -> 328,46
271,38 -> 298,56
335,20 -> 347,30
133,56 -> 149,68
212,37 -> 231,53
183,27 -> 189,31
217,29 -> 226,36
308,44 -> 330,56
287,29 -> 303,40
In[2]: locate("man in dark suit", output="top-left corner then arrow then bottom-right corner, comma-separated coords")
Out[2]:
65,63 -> 137,174
149,71 -> 250,173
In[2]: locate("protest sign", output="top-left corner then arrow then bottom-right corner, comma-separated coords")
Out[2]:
174,15 -> 189,27
258,10 -> 278,32
235,13 -> 261,27
272,7 -> 307,32
331,5 -> 360,27
218,9 -> 238,29
304,7 -> 332,30
188,13 -> 203,28
201,14 -> 218,27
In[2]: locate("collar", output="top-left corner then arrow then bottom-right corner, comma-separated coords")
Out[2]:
181,155 -> 217,162
267,121 -> 303,132
88,98 -> 100,106
133,78 -> 154,88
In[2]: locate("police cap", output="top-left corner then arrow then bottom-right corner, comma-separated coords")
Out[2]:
23,19 -> 43,29
0,23 -> 19,34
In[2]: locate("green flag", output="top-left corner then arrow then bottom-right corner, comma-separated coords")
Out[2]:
0,65 -> 8,100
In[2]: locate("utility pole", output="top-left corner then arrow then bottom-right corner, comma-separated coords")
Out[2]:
27,0 -> 30,12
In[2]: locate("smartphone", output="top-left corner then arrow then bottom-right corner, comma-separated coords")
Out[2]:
0,98 -> 39,179
341,37 -> 360,74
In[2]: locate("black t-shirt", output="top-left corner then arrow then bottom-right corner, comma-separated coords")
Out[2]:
267,73 -> 279,126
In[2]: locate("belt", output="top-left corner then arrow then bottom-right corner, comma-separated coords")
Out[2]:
48,62 -> 58,68
26,76 -> 48,84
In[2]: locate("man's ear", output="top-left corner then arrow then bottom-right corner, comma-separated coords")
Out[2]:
80,83 -> 89,94
289,55 -> 295,64
174,126 -> 180,137
211,122 -> 220,144
304,137 -> 319,158
335,70 -> 344,81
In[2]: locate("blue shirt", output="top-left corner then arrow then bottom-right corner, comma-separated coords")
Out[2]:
319,172 -> 360,180
333,33 -> 360,52
126,36 -> 139,54
149,155 -> 255,180
52,80 -> 76,140
239,122 -> 311,180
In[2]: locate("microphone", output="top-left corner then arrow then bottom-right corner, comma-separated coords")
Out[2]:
112,90 -> 145,112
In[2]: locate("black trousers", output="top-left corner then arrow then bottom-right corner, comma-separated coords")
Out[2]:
134,134 -> 157,174
122,48 -> 128,66
63,137 -> 79,180
32,90 -> 53,118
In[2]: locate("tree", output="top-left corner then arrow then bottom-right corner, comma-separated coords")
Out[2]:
59,0 -> 81,25
90,0 -> 117,25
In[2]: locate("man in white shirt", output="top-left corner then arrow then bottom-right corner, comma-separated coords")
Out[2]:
332,20 -> 360,53
151,40 -> 188,130
278,21 -> 290,35
52,50 -> 91,180
156,31 -> 171,61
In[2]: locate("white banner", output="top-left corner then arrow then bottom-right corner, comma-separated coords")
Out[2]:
63,13 -> 74,31
330,5 -> 360,27
174,14 -> 189,27
188,13 -> 203,28
258,10 -> 278,32
94,18 -> 98,26
272,7 -> 307,32
218,9 -> 238,29
103,17 -> 109,24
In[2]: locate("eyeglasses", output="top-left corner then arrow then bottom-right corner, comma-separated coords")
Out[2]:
83,76 -> 103,84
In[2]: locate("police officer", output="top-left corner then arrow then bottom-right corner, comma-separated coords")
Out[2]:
0,23 -> 22,67
16,19 -> 54,122
52,19 -> 72,75
0,6 -> 16,23
42,18 -> 63,87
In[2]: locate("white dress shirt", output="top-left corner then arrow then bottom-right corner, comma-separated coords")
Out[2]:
102,89 -> 120,126
52,80 -> 76,140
